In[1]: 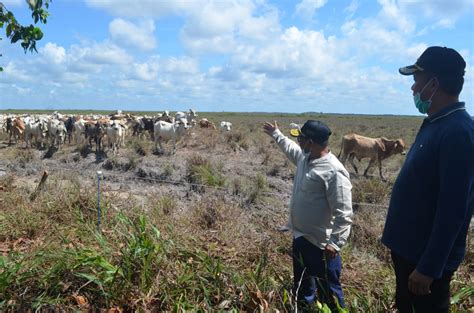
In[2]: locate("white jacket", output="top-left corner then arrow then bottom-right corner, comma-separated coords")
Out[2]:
272,129 -> 353,251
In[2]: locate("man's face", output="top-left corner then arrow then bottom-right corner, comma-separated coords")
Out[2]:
412,72 -> 436,98
297,135 -> 312,153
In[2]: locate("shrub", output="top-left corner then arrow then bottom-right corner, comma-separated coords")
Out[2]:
132,140 -> 147,156
245,173 -> 268,205
192,197 -> 225,229
186,155 -> 225,191
352,179 -> 390,205
225,131 -> 249,151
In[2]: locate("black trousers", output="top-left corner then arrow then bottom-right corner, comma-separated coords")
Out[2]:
391,252 -> 454,313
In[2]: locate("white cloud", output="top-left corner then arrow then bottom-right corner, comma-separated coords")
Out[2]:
232,27 -> 346,79
109,18 -> 157,51
0,62 -> 32,82
344,0 -> 359,19
377,0 -> 414,33
295,0 -> 328,20
79,42 -> 133,65
41,43 -> 66,64
12,84 -> 32,95
161,57 -> 199,74
180,1 -> 280,54
399,0 -> 473,18
87,0 -> 280,55
131,63 -> 158,81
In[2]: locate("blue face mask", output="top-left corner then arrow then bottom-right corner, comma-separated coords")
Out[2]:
413,78 -> 437,114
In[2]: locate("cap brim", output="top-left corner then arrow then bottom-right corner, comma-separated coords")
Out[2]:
290,128 -> 301,137
399,64 -> 423,75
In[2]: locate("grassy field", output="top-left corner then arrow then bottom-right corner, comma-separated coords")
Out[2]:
0,111 -> 472,312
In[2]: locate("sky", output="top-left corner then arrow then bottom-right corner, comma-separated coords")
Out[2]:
0,0 -> 473,114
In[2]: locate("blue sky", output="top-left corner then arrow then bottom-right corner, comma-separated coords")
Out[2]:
0,0 -> 473,114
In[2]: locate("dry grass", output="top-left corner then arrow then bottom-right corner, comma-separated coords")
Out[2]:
0,112 -> 472,312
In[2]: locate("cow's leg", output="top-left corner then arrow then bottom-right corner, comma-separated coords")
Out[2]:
349,153 -> 359,174
25,134 -> 30,149
158,139 -> 164,154
364,158 -> 376,178
378,157 -> 386,181
172,138 -> 177,154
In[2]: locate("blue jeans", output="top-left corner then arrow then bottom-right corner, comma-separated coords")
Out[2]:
292,236 -> 345,310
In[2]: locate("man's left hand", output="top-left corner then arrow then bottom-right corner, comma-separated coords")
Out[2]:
324,244 -> 337,259
408,269 -> 434,295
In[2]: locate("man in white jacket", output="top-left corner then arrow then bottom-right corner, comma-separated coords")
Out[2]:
263,119 -> 353,310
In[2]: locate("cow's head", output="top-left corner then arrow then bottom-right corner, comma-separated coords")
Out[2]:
38,120 -> 48,137
394,139 -> 406,155
382,137 -> 406,156
189,109 -> 197,118
175,118 -> 190,133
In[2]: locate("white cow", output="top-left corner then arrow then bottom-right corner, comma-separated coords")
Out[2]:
48,119 -> 67,147
175,109 -> 197,126
73,118 -> 86,144
220,121 -> 232,132
24,118 -> 48,148
106,120 -> 124,155
153,118 -> 188,154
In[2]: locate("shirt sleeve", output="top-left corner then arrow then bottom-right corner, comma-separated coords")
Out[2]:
271,129 -> 303,166
325,170 -> 354,251
416,129 -> 474,278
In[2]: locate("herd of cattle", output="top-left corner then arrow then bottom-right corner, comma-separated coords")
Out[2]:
0,109 -> 233,154
0,110 -> 407,179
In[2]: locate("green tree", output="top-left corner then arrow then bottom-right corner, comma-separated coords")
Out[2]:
0,0 -> 51,72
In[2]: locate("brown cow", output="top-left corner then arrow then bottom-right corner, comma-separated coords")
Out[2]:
198,118 -> 216,129
338,133 -> 406,180
9,117 -> 25,145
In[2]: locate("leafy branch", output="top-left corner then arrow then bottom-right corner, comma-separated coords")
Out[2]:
0,0 -> 51,72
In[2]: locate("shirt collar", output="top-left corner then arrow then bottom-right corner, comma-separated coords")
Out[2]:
427,102 -> 465,123
308,151 -> 332,164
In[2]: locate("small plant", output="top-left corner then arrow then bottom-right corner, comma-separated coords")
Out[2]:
102,157 -> 119,170
245,173 -> 268,205
352,179 -> 390,204
225,131 -> 249,151
123,156 -> 137,171
78,143 -> 90,158
155,195 -> 177,215
14,149 -> 35,166
267,164 -> 280,176
261,151 -> 272,165
0,174 -> 15,192
161,163 -> 174,180
132,140 -> 147,156
231,178 -> 243,195
186,155 -> 225,190
192,197 -> 224,229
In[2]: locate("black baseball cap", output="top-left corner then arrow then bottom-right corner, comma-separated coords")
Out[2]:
399,46 -> 466,77
290,120 -> 331,145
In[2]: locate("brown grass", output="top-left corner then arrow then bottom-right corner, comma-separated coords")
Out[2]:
0,112 -> 472,312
